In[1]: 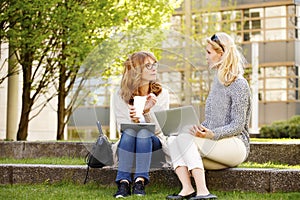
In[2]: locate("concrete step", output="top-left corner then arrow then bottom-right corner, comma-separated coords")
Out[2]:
0,164 -> 299,193
1,141 -> 299,165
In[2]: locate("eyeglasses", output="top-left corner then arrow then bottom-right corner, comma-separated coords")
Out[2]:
144,62 -> 159,70
211,34 -> 225,52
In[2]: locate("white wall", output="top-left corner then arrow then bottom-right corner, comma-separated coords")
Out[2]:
0,43 -> 9,139
0,42 -> 58,141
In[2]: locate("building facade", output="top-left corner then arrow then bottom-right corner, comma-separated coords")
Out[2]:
162,0 -> 300,125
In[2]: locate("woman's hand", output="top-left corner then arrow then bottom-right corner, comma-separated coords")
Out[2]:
128,105 -> 140,123
143,93 -> 157,114
190,125 -> 214,139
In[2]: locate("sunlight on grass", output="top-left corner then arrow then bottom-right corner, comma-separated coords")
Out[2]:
239,162 -> 300,169
0,157 -> 85,165
1,158 -> 300,169
250,138 -> 300,143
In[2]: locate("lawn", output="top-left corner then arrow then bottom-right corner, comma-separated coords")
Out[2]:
1,182 -> 300,200
1,157 -> 299,169
250,138 -> 300,143
1,139 -> 299,199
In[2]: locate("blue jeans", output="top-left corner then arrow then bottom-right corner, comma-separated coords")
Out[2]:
116,128 -> 162,184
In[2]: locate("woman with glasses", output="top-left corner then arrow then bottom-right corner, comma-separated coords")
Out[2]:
112,51 -> 170,198
166,32 -> 251,200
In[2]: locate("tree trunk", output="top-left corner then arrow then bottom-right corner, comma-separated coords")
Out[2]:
57,61 -> 66,140
56,66 -> 66,140
17,63 -> 33,140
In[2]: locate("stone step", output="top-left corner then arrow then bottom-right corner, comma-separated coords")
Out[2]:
0,164 -> 299,193
1,141 -> 299,165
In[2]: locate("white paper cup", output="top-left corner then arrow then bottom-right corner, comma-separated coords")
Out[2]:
134,96 -> 147,118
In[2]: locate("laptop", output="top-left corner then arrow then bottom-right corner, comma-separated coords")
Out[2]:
154,106 -> 199,136
120,123 -> 156,133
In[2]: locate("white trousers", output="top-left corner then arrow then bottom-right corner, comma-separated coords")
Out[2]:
167,133 -> 247,170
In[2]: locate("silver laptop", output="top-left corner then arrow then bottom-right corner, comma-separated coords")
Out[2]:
120,123 -> 155,133
154,106 -> 199,136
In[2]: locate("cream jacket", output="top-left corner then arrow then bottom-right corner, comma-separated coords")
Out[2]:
111,87 -> 171,167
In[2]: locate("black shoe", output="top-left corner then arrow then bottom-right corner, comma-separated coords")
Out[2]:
166,192 -> 196,199
132,180 -> 146,196
113,181 -> 131,198
189,193 -> 217,200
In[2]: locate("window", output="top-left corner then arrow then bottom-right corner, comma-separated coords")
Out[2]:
259,65 -> 299,102
296,5 -> 300,38
243,8 -> 263,41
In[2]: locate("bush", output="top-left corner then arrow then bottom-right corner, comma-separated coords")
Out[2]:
258,115 -> 300,138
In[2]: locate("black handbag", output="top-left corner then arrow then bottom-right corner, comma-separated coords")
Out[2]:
84,121 -> 113,184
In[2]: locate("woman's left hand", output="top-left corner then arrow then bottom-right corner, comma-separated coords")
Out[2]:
190,125 -> 214,139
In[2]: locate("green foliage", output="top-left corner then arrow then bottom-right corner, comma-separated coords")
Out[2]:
1,0 -> 182,140
259,115 -> 300,139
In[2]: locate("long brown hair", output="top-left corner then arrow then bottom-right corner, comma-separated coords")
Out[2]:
120,51 -> 162,104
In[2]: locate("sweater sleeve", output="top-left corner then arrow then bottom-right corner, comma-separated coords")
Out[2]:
144,88 -> 170,134
112,89 -> 131,134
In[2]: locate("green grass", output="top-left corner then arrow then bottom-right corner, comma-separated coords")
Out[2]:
0,182 -> 299,200
0,157 -> 85,165
1,157 -> 300,169
238,162 -> 300,169
250,138 -> 300,142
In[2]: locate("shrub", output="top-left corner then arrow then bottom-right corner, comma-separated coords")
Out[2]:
258,115 -> 300,138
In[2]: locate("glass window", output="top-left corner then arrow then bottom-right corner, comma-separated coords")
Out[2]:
265,78 -> 286,89
265,18 -> 286,29
265,30 -> 286,40
259,66 -> 299,102
265,66 -> 286,76
265,90 -> 287,101
230,11 -> 242,33
192,14 -> 201,34
243,8 -> 263,41
298,6 -> 300,29
171,15 -> 184,32
266,6 -> 286,17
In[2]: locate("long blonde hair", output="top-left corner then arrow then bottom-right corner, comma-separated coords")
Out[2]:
120,51 -> 162,104
207,32 -> 247,86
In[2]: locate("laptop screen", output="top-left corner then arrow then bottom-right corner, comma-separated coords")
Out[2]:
154,106 -> 199,136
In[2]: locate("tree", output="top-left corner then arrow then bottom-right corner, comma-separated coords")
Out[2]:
54,0 -> 181,140
0,0 -> 181,140
1,1 -> 63,140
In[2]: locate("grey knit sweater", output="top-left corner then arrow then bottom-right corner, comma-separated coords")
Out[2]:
202,74 -> 252,155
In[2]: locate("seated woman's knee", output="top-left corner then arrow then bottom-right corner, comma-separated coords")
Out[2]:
120,129 -> 136,144
137,129 -> 153,138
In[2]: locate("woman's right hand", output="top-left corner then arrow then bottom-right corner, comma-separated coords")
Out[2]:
189,125 -> 214,139
128,105 -> 139,123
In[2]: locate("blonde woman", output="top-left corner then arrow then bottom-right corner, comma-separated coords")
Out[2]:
112,51 -> 170,198
166,32 -> 251,200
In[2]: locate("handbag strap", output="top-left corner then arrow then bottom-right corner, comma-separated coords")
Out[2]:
83,166 -> 90,184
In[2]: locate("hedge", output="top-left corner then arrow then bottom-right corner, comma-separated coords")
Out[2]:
258,115 -> 300,138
